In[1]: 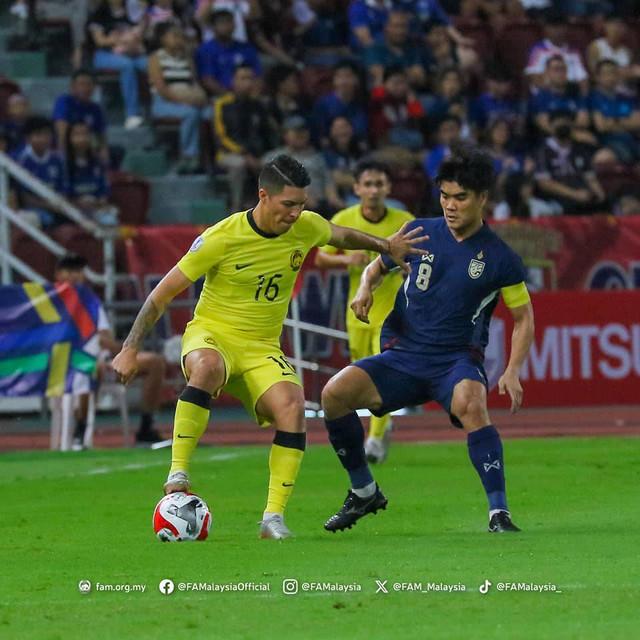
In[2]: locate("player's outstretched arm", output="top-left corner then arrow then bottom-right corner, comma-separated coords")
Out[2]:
327,221 -> 428,274
112,266 -> 194,384
350,257 -> 389,324
498,301 -> 535,414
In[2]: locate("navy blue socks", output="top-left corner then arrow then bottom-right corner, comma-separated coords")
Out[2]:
325,412 -> 374,489
467,425 -> 508,512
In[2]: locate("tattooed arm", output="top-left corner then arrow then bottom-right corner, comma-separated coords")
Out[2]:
112,266 -> 193,384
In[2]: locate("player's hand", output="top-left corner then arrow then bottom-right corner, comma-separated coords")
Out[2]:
386,222 -> 429,274
498,369 -> 523,414
348,251 -> 370,266
350,288 -> 373,324
112,346 -> 138,385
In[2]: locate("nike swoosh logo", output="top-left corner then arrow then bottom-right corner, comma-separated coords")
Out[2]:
176,434 -> 194,439
235,263 -> 252,270
281,372 -> 296,377
282,482 -> 295,487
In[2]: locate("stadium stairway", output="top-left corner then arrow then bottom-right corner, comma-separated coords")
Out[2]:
148,175 -> 219,225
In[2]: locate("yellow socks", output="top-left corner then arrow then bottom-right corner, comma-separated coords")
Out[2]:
368,414 -> 391,440
265,431 -> 306,515
170,386 -> 211,474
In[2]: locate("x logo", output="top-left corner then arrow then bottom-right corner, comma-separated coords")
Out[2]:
375,580 -> 388,594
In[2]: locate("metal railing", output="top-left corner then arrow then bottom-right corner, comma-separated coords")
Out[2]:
0,151 -> 118,306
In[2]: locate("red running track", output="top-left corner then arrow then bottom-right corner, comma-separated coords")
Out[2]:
1,406 -> 639,452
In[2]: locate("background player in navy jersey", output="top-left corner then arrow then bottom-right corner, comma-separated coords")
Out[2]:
321,148 -> 535,534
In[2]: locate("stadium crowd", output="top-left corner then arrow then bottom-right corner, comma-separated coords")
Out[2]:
1,0 -> 640,228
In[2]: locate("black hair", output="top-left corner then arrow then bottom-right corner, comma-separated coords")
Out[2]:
233,62 -> 255,76
332,59 -> 360,75
56,254 -> 88,272
65,121 -> 97,194
24,116 -> 53,136
354,159 -> 392,182
383,65 -> 406,83
438,113 -> 462,128
436,148 -> 495,194
596,58 -> 619,74
72,67 -> 95,82
545,54 -> 566,69
259,155 -> 311,194
266,64 -> 299,93
208,8 -> 234,26
504,172 -> 534,219
154,20 -> 182,44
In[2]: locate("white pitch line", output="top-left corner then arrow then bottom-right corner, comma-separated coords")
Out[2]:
82,452 -> 247,477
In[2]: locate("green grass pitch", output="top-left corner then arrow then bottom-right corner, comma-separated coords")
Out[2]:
1,437 -> 638,639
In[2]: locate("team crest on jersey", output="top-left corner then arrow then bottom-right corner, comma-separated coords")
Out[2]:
290,250 -> 303,271
189,236 -> 204,252
468,257 -> 485,279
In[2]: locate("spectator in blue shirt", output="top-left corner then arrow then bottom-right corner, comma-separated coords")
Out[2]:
53,69 -> 108,159
15,117 -> 68,229
64,122 -> 116,224
590,59 -> 640,165
423,114 -> 462,199
470,67 -> 523,134
196,9 -> 262,96
0,93 -> 30,157
322,116 -> 364,204
348,0 -> 391,51
528,54 -> 594,145
311,61 -> 368,149
362,9 -> 433,90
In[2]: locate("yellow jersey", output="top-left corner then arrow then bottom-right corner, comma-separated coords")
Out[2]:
319,205 -> 414,328
177,208 -> 332,341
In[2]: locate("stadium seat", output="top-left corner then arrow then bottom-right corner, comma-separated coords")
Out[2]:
389,167 -> 429,216
2,51 -> 47,78
564,19 -> 595,59
107,170 -> 151,226
595,164 -> 639,199
495,19 -> 543,90
50,225 -> 103,274
452,17 -> 496,61
10,227 -> 58,281
299,66 -> 334,103
120,149 -> 168,177
190,198 -> 228,225
0,76 -> 20,120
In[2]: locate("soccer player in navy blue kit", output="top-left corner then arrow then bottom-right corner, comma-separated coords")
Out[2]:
322,149 -> 535,533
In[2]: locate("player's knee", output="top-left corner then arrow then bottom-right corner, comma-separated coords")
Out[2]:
188,354 -> 224,391
273,393 -> 306,428
453,393 -> 486,422
321,377 -> 346,415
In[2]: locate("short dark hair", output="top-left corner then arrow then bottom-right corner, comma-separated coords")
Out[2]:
354,159 -> 392,182
259,155 -> 311,194
72,67 -> 95,82
596,58 -> 619,74
333,59 -> 359,75
233,62 -> 255,77
383,65 -> 406,83
546,54 -> 566,69
208,8 -> 234,26
24,116 -> 53,136
436,148 -> 495,194
56,255 -> 88,272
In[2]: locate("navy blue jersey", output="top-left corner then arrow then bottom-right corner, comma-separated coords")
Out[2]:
380,217 -> 526,354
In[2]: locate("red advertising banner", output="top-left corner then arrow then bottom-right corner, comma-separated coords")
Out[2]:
488,290 -> 640,408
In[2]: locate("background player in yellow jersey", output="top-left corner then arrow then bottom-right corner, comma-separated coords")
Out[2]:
112,155 -> 428,540
315,161 -> 414,464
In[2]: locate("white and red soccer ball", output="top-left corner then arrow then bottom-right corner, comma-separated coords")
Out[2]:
153,492 -> 212,542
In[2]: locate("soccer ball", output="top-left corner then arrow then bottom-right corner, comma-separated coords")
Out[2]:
153,492 -> 212,542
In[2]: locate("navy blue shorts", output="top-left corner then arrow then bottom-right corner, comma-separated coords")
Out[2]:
353,348 -> 488,429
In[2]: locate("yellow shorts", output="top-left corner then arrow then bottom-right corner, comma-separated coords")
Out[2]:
181,321 -> 302,426
347,321 -> 383,363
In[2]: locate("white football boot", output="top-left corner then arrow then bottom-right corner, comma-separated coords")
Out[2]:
259,514 -> 293,540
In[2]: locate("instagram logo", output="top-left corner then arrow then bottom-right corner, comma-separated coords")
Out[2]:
282,579 -> 299,595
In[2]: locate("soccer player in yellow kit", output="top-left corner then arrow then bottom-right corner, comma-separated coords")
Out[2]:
316,161 -> 414,464
112,155 -> 428,539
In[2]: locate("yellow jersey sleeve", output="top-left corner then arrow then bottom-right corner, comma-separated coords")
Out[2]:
501,282 -> 531,308
176,226 -> 225,282
318,209 -> 350,255
299,210 -> 332,249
